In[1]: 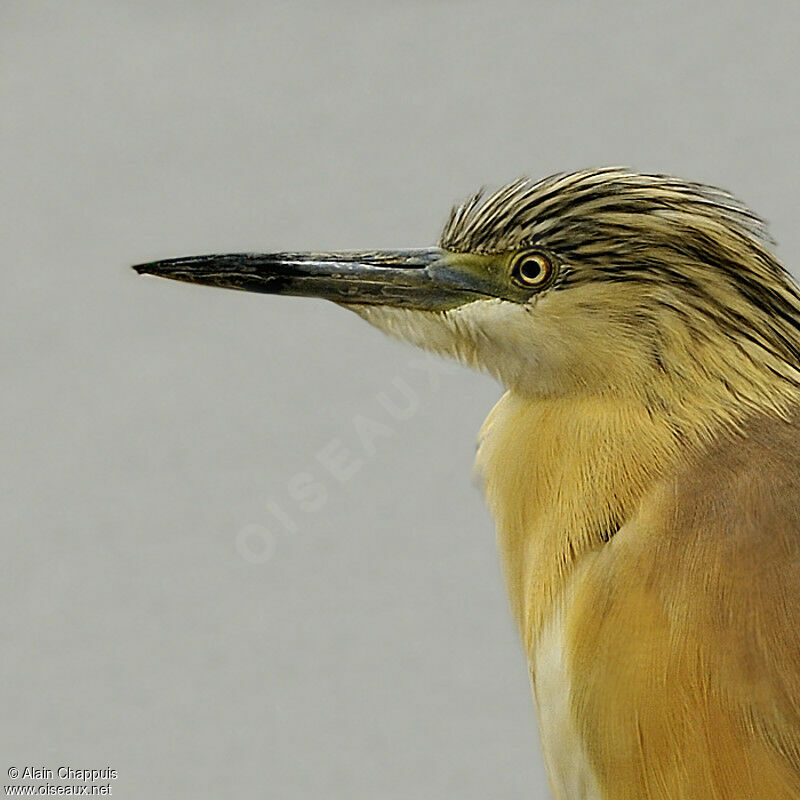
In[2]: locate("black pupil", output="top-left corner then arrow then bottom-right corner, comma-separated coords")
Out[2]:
519,256 -> 545,283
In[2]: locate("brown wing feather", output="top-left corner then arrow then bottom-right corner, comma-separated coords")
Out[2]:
567,410 -> 800,799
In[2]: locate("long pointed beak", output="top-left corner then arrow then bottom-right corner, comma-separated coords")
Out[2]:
133,248 -> 482,310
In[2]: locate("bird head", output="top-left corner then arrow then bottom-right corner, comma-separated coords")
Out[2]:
134,168 -> 800,408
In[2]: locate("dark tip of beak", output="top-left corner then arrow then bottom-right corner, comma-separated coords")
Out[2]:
133,254 -> 197,276
133,254 -> 251,278
132,253 -> 302,294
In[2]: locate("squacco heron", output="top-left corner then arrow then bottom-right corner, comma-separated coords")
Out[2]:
135,168 -> 800,799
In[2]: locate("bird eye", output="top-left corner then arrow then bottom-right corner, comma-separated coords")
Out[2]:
510,250 -> 555,289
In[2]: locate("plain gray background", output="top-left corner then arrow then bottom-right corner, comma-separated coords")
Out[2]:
3,1 -> 800,797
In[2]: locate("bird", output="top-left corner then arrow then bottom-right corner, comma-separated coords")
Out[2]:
135,168 -> 800,800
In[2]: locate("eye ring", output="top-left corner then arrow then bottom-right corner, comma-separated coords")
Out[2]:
510,249 -> 556,290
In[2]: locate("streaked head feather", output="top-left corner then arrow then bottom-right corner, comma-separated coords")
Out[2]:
439,168 -> 772,255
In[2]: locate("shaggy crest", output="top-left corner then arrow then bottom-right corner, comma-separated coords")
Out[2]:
439,167 -> 772,256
